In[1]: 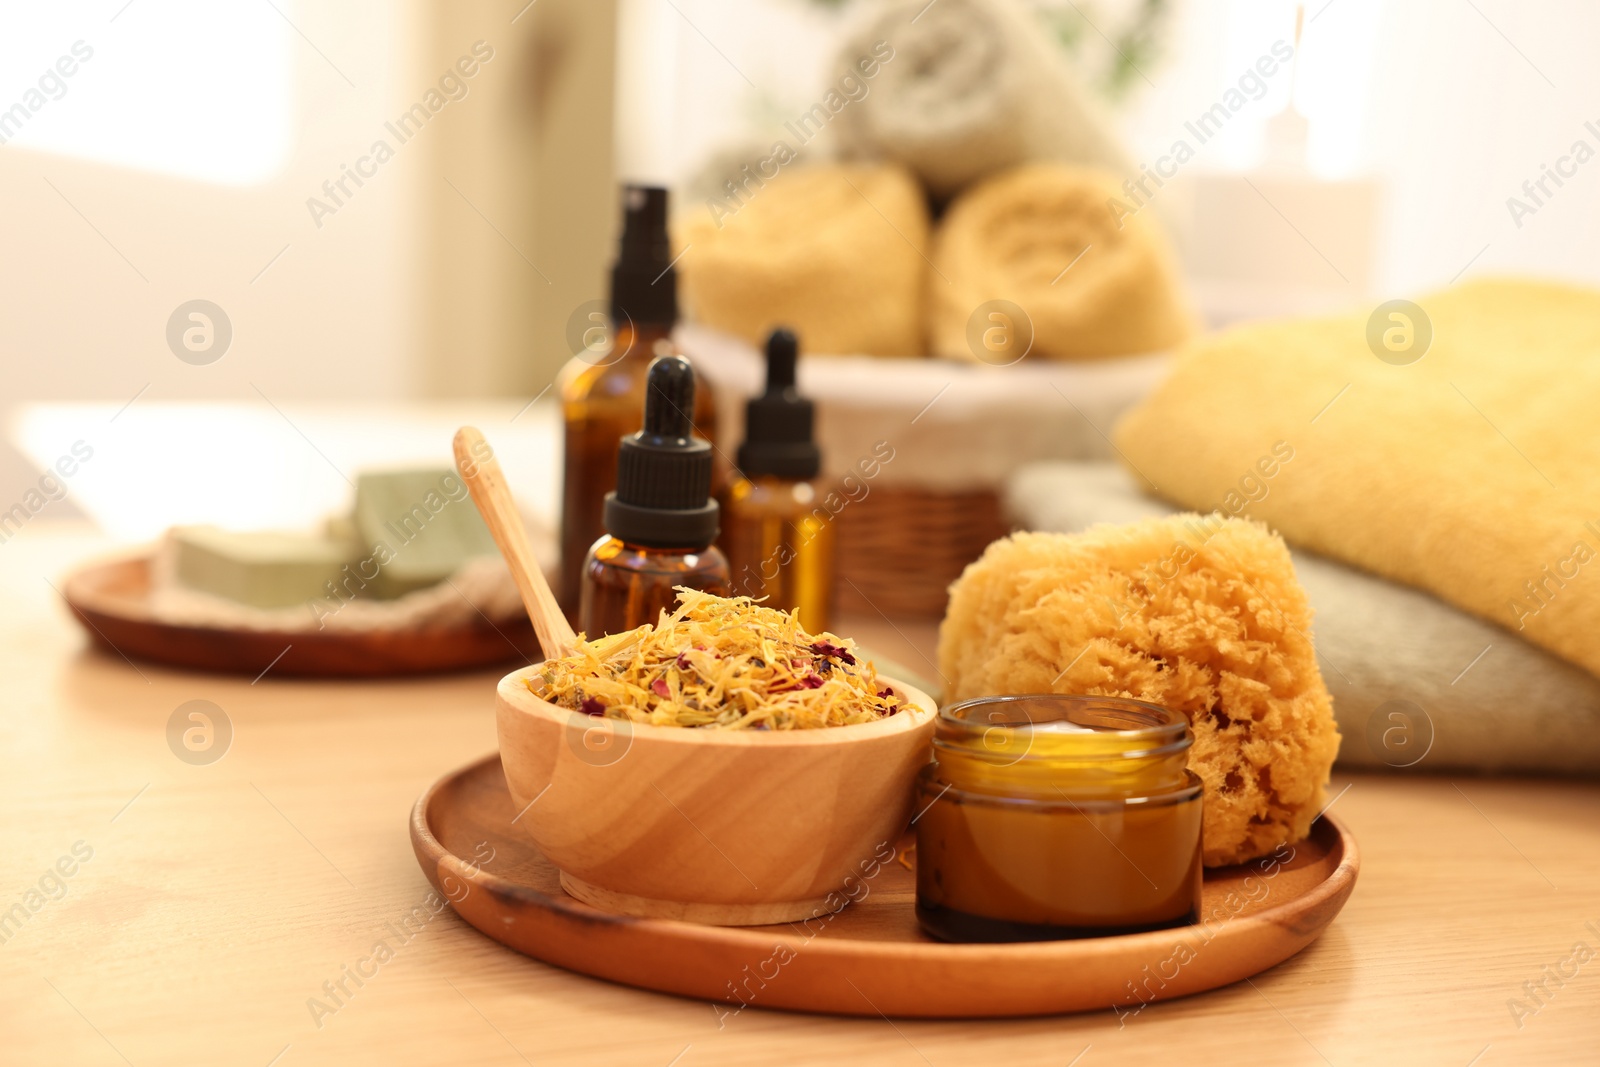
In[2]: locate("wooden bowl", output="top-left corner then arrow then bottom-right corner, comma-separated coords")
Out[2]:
494,666 -> 938,926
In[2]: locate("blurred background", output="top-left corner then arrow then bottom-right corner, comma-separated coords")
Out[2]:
4,0 -> 1599,519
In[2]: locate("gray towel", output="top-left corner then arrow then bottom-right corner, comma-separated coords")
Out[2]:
832,0 -> 1129,199
1007,462 -> 1600,776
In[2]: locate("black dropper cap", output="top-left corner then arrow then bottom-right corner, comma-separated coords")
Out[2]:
736,328 -> 821,480
602,355 -> 719,549
609,185 -> 676,326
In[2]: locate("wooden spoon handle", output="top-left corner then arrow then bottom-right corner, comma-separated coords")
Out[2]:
453,426 -> 577,662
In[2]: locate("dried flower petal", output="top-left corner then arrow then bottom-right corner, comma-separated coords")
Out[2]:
533,588 -> 907,729
811,640 -> 857,666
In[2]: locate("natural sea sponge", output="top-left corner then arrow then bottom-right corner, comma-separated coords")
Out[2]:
938,518 -> 1340,867
929,164 -> 1193,361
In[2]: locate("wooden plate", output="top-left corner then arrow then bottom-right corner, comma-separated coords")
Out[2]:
62,555 -> 540,678
411,754 -> 1360,1018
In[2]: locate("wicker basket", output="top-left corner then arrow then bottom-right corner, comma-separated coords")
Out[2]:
833,486 -> 1012,618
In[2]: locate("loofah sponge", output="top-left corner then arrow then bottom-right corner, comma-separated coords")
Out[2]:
938,519 -> 1340,867
675,164 -> 928,357
929,164 -> 1193,361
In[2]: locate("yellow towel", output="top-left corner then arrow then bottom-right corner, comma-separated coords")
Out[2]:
1116,278 -> 1600,677
674,164 -> 928,357
929,164 -> 1193,361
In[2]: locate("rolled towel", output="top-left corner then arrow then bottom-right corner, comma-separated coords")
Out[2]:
675,163 -> 928,357
832,0 -> 1129,200
940,517 -> 1341,867
930,164 -> 1194,361
1007,461 -> 1600,778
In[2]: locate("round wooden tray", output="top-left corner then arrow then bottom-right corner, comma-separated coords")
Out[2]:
62,555 -> 540,678
411,754 -> 1359,1018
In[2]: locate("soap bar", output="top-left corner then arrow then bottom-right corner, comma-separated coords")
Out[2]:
171,526 -> 355,610
353,468 -> 497,597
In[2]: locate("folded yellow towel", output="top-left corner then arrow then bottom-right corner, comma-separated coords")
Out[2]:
929,164 -> 1193,361
939,520 -> 1340,867
1116,278 -> 1600,677
675,164 -> 928,357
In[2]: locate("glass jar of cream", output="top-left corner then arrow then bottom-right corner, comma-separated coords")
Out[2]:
915,694 -> 1203,943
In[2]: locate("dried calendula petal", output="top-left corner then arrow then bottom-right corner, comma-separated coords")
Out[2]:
526,588 -> 906,729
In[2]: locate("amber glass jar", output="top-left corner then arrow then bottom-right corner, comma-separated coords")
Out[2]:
915,695 -> 1203,943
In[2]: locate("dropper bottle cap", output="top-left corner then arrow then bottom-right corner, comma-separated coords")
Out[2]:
602,355 -> 719,548
609,185 -> 676,326
736,327 -> 821,480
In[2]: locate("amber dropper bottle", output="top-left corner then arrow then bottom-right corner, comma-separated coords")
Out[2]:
580,354 -> 731,637
558,185 -> 718,617
721,328 -> 837,632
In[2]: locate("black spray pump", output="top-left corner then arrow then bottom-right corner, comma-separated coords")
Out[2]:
609,185 -> 676,326
602,355 -> 719,548
736,328 -> 821,480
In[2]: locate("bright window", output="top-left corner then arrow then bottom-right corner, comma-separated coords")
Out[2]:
0,0 -> 293,184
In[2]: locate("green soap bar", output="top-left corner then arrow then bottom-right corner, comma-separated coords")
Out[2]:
353,468 -> 497,597
172,525 -> 356,610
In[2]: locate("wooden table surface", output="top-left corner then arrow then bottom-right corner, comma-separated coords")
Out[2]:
4,522 -> 1598,1066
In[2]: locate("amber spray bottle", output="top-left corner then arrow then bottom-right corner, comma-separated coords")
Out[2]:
558,185 -> 718,616
721,328 -> 837,632
580,354 -> 731,636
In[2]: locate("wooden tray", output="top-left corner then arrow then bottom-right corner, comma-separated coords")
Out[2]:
62,555 -> 540,678
410,754 -> 1359,1018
